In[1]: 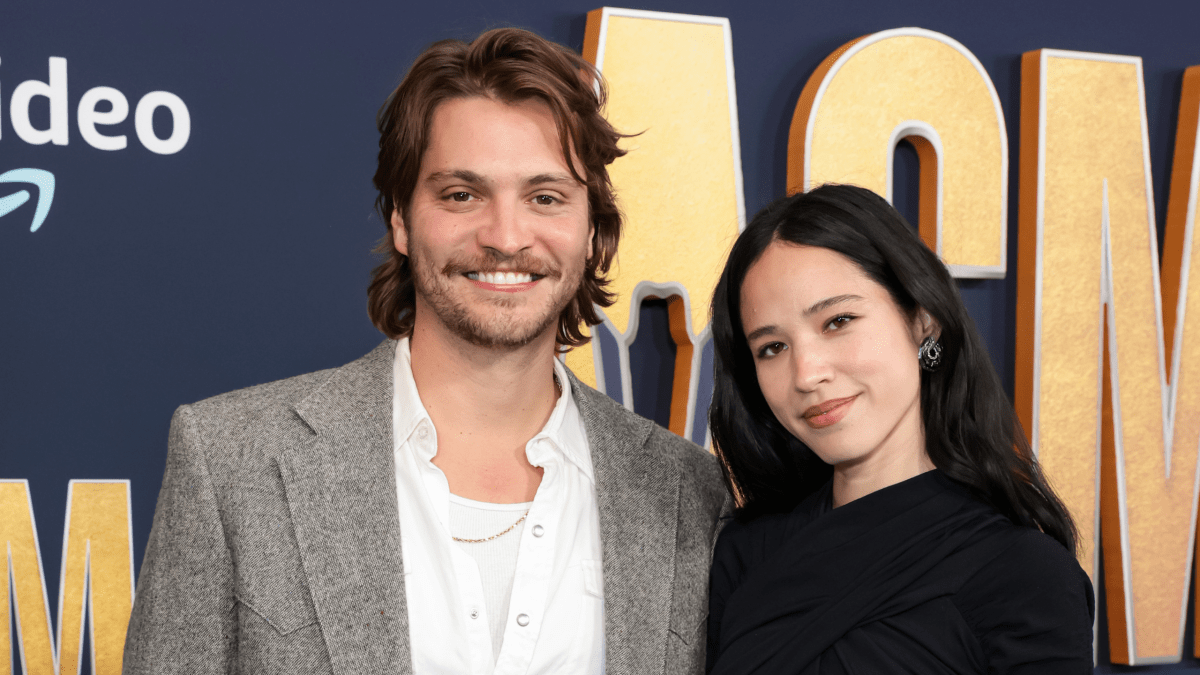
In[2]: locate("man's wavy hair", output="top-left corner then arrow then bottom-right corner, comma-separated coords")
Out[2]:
369,27 -> 627,347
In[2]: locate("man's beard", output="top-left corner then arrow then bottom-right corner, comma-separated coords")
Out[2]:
409,247 -> 584,349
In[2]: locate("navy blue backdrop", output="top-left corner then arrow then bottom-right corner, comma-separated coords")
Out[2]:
4,0 -> 1198,671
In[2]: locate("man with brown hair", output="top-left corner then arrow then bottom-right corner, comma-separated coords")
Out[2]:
123,27 -> 728,675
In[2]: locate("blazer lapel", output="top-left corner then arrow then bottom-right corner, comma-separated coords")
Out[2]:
281,340 -> 412,675
572,374 -> 680,675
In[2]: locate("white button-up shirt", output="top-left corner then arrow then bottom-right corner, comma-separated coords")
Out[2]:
392,338 -> 605,674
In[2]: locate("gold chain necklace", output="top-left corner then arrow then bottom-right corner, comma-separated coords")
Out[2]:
451,374 -> 553,544
452,510 -> 530,543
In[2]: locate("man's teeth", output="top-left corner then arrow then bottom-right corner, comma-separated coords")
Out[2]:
468,271 -> 535,285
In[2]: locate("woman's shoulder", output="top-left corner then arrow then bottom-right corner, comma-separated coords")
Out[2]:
954,524 -> 1095,670
714,485 -> 830,576
712,511 -> 792,577
965,524 -> 1090,595
936,474 -> 1090,605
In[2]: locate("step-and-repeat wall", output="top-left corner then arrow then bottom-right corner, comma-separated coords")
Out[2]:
4,1 -> 1200,672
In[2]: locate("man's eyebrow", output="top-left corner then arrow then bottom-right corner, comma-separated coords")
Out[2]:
424,171 -> 580,189
804,294 -> 863,316
526,173 -> 579,187
425,169 -> 485,184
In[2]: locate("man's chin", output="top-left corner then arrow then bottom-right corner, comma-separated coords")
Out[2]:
443,312 -> 560,350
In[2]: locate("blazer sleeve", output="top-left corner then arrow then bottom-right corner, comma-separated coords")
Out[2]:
705,517 -> 753,673
123,405 -> 237,674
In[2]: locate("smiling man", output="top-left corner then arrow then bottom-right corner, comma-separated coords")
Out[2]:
122,28 -> 729,675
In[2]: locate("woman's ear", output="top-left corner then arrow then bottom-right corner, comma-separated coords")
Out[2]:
913,309 -> 941,344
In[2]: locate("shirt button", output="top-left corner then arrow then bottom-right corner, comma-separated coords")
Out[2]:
418,426 -> 429,439
532,524 -> 544,537
470,609 -> 479,620
516,613 -> 530,627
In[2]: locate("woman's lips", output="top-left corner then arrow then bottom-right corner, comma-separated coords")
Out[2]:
802,395 -> 857,429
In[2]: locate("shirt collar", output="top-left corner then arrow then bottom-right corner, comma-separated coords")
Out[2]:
392,337 -> 435,458
543,355 -> 595,485
391,338 -> 595,485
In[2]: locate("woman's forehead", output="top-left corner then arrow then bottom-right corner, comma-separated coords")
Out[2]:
745,243 -> 877,299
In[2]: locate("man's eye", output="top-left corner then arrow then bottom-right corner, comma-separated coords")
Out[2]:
533,194 -> 558,206
449,192 -> 473,202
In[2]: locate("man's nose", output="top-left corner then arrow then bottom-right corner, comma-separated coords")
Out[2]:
476,198 -> 532,256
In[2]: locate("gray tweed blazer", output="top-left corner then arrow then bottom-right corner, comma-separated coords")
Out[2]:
123,340 -> 730,675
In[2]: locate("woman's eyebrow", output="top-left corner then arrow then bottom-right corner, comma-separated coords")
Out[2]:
745,324 -> 778,344
804,294 -> 863,316
745,295 -> 865,343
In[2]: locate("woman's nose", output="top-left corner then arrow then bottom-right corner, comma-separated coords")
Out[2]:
792,345 -> 833,391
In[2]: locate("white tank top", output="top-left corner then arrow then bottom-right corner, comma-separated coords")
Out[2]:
448,494 -> 532,661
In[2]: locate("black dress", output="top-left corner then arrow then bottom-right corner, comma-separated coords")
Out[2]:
706,470 -> 1094,674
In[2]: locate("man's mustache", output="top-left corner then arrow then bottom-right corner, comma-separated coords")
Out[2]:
441,251 -> 561,279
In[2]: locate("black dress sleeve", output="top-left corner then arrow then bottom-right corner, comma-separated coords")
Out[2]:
954,528 -> 1095,674
706,512 -> 795,673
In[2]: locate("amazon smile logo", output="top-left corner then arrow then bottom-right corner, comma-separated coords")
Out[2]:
0,168 -> 55,232
0,55 -> 192,235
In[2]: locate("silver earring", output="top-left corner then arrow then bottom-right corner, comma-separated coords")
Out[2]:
918,337 -> 942,372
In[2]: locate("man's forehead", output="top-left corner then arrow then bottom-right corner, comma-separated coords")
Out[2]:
420,96 -> 586,182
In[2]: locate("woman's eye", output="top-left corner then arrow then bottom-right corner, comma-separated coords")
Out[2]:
825,314 -> 855,331
756,342 -> 786,358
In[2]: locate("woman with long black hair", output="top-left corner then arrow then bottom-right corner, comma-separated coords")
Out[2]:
705,184 -> 1093,674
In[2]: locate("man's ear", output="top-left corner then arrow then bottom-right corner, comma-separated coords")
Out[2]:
391,209 -> 408,256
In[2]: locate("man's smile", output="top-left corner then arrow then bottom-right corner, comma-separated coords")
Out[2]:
465,270 -> 544,285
